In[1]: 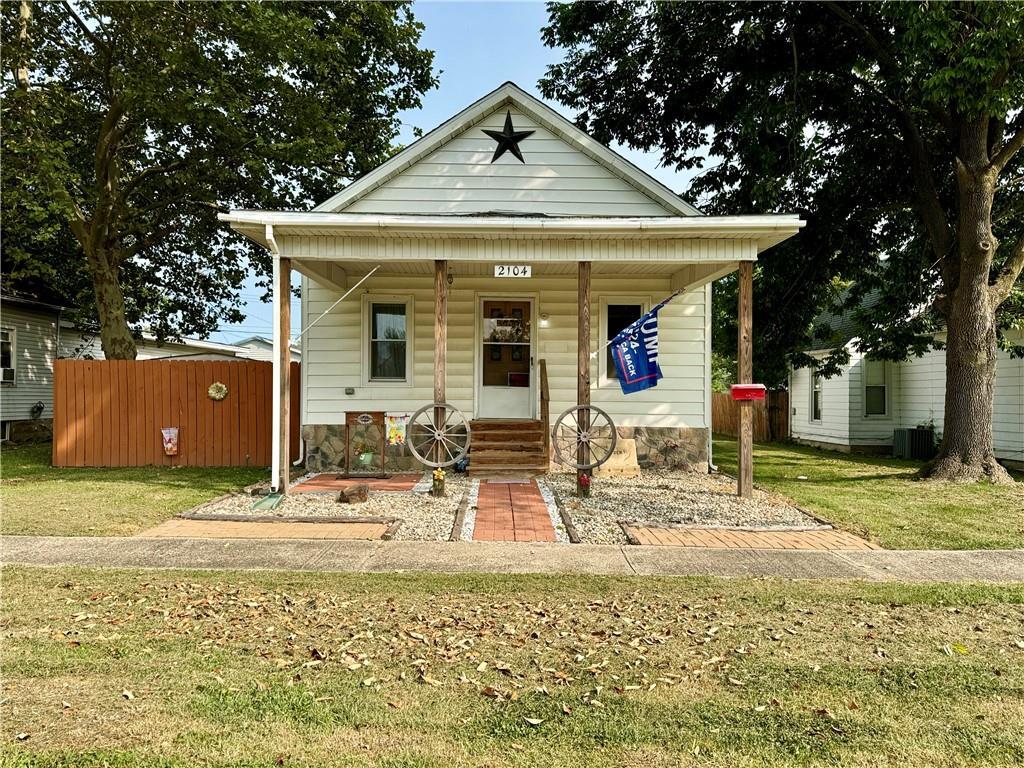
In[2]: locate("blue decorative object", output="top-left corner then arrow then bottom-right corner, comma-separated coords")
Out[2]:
609,291 -> 682,394
454,457 -> 470,474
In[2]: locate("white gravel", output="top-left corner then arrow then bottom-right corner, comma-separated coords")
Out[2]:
546,469 -> 824,545
188,472 -> 471,542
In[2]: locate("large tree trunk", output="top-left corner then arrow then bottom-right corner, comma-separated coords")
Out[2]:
88,251 -> 137,360
922,119 -> 1011,484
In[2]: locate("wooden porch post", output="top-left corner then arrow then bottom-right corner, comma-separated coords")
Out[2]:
278,256 -> 292,495
737,260 -> 753,498
578,261 -> 591,473
434,260 -> 447,465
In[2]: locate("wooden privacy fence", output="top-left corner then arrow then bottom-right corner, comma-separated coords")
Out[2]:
712,389 -> 789,443
52,359 -> 300,467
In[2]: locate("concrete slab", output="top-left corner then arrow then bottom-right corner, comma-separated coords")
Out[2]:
2,535 -> 1021,582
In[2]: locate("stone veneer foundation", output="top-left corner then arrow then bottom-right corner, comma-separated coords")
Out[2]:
302,423 -> 709,473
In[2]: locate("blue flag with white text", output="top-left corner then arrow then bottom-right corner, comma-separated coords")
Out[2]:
609,291 -> 681,395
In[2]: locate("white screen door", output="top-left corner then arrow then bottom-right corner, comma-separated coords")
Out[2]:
477,299 -> 534,419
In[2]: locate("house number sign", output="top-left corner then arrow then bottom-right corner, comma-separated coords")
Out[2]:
494,264 -> 532,278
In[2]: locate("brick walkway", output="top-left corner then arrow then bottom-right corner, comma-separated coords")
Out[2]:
139,519 -> 390,540
624,525 -> 881,550
473,480 -> 555,542
291,474 -> 420,493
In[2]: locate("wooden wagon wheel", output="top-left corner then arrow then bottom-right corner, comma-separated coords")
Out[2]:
407,402 -> 471,468
551,404 -> 617,470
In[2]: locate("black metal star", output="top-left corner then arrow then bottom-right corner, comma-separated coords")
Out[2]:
482,110 -> 535,163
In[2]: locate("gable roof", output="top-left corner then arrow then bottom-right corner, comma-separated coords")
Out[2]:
314,82 -> 701,217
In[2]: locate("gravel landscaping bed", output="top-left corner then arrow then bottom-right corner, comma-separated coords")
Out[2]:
183,473 -> 471,541
547,469 -> 824,545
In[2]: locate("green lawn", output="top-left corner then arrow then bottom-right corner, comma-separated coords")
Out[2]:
0,443 -> 265,536
1,566 -> 1022,768
713,437 -> 1024,550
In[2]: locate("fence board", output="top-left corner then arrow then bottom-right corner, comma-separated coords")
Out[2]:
52,359 -> 294,467
712,390 -> 789,443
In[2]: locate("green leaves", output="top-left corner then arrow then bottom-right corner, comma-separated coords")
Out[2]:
0,1 -> 436,349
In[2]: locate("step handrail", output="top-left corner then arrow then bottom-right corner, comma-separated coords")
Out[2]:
539,358 -> 550,459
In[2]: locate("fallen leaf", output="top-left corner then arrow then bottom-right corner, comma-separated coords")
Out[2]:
122,690 -> 134,701
16,733 -> 29,741
524,717 -> 544,726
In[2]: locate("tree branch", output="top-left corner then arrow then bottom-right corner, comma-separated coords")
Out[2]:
991,123 -> 1024,173
991,236 -> 1024,307
60,1 -> 110,55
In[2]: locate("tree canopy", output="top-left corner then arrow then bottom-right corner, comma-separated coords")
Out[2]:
2,1 -> 436,357
541,1 -> 1023,385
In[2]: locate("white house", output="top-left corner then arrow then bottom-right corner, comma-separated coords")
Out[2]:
221,82 -> 804,492
790,330 -> 1024,469
1,295 -> 62,441
60,329 -> 300,362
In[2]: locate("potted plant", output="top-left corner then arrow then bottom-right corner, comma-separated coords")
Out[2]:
352,439 -> 374,468
432,468 -> 446,497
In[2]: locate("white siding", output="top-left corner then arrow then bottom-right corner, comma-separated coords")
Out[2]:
847,356 -> 897,445
791,331 -> 1024,464
1,304 -> 58,422
789,350 -> 851,446
344,108 -> 672,217
301,270 -> 708,430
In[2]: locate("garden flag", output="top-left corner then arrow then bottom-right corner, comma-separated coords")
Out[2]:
609,291 -> 682,395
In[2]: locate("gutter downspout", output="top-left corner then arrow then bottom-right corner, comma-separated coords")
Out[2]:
267,224 -> 283,492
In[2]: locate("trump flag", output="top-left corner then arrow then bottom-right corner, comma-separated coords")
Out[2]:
608,291 -> 681,395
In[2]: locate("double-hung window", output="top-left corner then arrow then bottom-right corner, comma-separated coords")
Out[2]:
0,328 -> 14,385
810,370 -> 823,423
367,300 -> 410,382
863,359 -> 888,416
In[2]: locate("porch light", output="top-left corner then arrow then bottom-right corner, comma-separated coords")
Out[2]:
446,271 -> 454,286
539,313 -> 550,328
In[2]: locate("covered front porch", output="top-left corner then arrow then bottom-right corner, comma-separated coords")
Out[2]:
222,211 -> 804,499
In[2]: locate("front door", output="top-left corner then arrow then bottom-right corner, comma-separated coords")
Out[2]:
477,298 -> 534,419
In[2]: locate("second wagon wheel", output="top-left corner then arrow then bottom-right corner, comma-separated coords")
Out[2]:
407,402 -> 471,468
552,404 -> 617,470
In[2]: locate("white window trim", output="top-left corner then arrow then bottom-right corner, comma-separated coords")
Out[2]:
598,295 -> 650,388
361,294 -> 414,388
862,359 -> 890,419
1,327 -> 15,386
809,368 -> 823,424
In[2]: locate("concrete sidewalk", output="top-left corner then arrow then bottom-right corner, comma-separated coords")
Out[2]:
3,535 -> 1023,582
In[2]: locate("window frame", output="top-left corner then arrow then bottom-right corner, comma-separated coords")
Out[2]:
598,295 -> 650,387
0,327 -> 15,386
361,295 -> 414,387
810,368 -> 823,424
862,358 -> 889,418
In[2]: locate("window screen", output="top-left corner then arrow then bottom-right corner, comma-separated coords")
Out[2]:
369,303 -> 407,381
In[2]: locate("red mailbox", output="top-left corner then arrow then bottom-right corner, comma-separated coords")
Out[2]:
730,383 -> 767,401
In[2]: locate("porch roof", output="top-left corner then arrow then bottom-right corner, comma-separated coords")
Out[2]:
219,211 -> 805,253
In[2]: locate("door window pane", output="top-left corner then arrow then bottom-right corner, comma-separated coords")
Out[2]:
482,301 -> 530,387
606,304 -> 643,380
370,303 -> 406,380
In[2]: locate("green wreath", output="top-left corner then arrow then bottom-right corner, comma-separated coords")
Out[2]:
207,381 -> 228,401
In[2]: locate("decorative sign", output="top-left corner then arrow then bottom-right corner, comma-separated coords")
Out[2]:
482,110 -> 535,163
355,412 -> 375,425
494,264 -> 532,278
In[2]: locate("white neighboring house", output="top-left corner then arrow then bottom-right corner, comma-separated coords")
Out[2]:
1,295 -> 63,440
221,82 -> 805,487
790,328 -> 1024,469
232,335 -> 301,363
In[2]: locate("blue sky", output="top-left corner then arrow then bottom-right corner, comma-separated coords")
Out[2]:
210,1 -> 699,345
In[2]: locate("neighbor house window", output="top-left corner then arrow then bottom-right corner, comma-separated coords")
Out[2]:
368,301 -> 409,381
810,370 -> 822,422
0,328 -> 14,385
603,301 -> 644,383
863,359 -> 888,416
